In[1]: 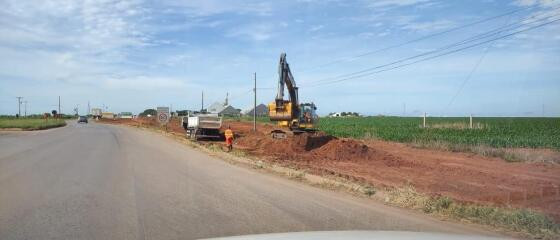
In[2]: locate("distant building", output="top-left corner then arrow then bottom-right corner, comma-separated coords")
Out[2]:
176,110 -> 195,116
207,93 -> 241,117
328,112 -> 360,117
101,112 -> 115,119
118,112 -> 133,119
244,104 -> 268,117
328,112 -> 342,117
208,103 -> 241,116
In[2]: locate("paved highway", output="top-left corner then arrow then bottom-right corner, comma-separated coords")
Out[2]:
0,121 -> 500,240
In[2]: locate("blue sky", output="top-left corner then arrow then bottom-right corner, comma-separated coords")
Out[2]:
0,0 -> 559,116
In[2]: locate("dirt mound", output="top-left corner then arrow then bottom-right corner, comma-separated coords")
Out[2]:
291,132 -> 334,151
312,138 -> 370,161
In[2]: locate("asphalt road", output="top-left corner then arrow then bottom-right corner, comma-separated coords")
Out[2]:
0,121 -> 501,240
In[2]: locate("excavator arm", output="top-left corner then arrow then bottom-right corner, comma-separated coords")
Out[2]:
275,53 -> 299,118
276,53 -> 298,108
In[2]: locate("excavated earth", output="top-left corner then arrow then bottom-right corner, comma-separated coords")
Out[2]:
99,117 -> 560,221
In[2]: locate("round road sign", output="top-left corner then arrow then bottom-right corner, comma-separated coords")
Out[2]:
158,112 -> 168,123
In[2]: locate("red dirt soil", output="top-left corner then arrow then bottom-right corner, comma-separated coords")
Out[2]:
99,117 -> 560,221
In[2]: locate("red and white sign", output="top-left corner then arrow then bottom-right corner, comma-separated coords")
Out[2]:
156,107 -> 170,124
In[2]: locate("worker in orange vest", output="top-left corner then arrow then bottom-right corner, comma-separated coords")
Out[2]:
224,125 -> 234,152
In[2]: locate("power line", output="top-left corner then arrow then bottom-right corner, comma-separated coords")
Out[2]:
302,17 -> 560,87
442,13 -> 515,115
228,89 -> 253,101
443,38 -> 494,115
297,3 -> 547,74
302,9 -> 560,87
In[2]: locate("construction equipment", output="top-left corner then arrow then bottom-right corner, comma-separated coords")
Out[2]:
91,108 -> 102,120
268,53 -> 318,138
181,113 -> 222,140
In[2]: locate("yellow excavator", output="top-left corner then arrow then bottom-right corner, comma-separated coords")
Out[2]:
268,53 -> 318,138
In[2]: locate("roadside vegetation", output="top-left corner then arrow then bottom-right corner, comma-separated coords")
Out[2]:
387,185 -> 560,239
0,117 -> 67,130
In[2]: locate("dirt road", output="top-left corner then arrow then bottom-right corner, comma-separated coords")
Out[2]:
0,122 -> 500,239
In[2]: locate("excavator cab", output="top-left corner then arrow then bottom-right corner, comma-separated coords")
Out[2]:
297,103 -> 318,130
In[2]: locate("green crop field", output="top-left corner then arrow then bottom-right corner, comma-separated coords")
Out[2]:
225,115 -> 560,150
318,117 -> 560,150
0,118 -> 67,130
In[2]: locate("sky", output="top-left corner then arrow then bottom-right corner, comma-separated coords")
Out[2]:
0,0 -> 559,117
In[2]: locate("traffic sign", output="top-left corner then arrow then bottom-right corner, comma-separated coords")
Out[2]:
157,107 -> 170,124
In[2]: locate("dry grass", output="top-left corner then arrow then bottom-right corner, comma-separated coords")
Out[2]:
387,185 -> 560,239
286,170 -> 306,180
410,140 -> 560,164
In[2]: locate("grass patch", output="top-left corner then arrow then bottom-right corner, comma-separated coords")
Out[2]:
410,140 -> 559,163
230,149 -> 248,157
287,170 -> 306,180
362,185 -> 376,197
253,160 -> 265,169
0,118 -> 66,130
387,185 -> 560,239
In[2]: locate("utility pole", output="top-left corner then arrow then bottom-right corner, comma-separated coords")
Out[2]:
74,104 -> 79,116
201,91 -> 204,112
58,96 -> 61,115
16,97 -> 23,117
87,101 -> 90,116
24,101 -> 27,117
253,72 -> 257,132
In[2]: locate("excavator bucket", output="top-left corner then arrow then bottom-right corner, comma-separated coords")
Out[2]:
271,129 -> 287,139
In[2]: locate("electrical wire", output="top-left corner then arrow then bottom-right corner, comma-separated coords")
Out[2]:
302,17 -> 560,87
301,8 -> 560,86
441,13 -> 516,115
296,3 -> 547,74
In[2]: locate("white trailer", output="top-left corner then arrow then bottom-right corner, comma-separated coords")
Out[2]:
181,113 -> 222,140
91,108 -> 102,119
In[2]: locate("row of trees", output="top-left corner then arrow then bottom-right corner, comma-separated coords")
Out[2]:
139,109 -> 157,117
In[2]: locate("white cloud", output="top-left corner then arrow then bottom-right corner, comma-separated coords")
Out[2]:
367,0 -> 433,9
226,24 -> 274,41
102,76 -> 187,90
0,0 -> 150,54
309,25 -> 324,32
378,31 -> 390,37
160,54 -> 192,67
158,0 -> 272,17
401,19 -> 456,32
513,0 -> 557,7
